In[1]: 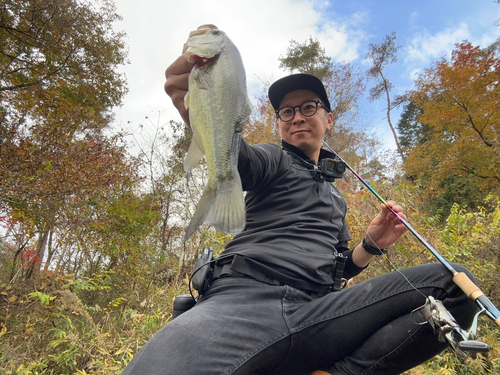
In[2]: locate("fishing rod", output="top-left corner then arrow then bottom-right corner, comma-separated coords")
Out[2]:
322,141 -> 500,332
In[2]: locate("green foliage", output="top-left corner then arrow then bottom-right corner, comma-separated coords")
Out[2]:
278,37 -> 333,80
69,272 -> 113,293
16,361 -> 49,375
396,101 -> 429,153
28,291 -> 56,306
436,196 -> 500,303
366,31 -> 401,89
347,185 -> 500,375
0,269 -> 183,374
422,175 -> 490,221
0,10 -> 499,375
0,0 -> 137,281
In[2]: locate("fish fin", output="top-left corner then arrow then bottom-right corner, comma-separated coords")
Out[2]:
184,91 -> 190,109
184,184 -> 216,242
184,173 -> 246,242
184,139 -> 205,172
232,133 -> 241,164
245,97 -> 253,119
209,174 -> 246,235
194,69 -> 214,90
235,98 -> 253,133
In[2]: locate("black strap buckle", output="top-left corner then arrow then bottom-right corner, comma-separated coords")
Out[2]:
331,253 -> 347,292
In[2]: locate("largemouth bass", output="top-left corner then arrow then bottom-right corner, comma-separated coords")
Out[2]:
183,25 -> 252,242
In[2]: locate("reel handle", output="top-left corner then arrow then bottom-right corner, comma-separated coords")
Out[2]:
457,340 -> 490,353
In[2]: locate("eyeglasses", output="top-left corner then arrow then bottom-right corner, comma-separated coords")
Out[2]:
276,100 -> 325,122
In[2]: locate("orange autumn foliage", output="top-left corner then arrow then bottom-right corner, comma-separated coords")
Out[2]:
405,41 -> 500,195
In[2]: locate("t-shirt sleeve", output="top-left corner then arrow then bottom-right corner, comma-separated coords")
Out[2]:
237,140 -> 286,192
336,240 -> 368,280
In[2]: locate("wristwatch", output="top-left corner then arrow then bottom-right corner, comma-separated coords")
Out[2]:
362,237 -> 388,255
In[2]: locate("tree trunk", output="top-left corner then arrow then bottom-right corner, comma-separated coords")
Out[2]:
381,74 -> 404,160
26,230 -> 49,279
43,230 -> 54,271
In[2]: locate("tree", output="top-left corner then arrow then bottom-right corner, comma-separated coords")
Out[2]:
405,41 -> 500,203
396,101 -> 429,157
0,0 -> 131,277
242,82 -> 281,146
366,32 -> 404,159
322,62 -> 371,155
278,37 -> 333,80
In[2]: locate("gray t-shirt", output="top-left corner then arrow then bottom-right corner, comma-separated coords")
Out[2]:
220,139 -> 364,288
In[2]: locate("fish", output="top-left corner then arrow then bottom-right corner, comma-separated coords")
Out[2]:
183,25 -> 252,242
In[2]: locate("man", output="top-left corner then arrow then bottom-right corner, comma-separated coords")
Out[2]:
121,55 -> 477,375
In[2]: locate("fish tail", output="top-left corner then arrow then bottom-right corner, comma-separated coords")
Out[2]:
184,173 -> 245,242
210,173 -> 246,234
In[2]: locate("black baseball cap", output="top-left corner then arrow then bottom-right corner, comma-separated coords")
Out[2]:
268,73 -> 331,112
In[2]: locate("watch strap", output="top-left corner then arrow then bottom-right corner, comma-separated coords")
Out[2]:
362,237 -> 388,255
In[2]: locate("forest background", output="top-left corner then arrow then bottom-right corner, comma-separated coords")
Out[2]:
1,0 -> 500,374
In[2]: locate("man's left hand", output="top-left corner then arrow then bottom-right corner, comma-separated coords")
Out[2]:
364,200 -> 407,249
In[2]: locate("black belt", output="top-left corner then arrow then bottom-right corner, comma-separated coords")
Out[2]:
212,255 -> 330,298
213,262 -> 283,285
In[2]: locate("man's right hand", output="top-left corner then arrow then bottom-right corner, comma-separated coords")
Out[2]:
164,54 -> 195,128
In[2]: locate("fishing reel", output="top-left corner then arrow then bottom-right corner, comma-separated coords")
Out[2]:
422,296 -> 490,360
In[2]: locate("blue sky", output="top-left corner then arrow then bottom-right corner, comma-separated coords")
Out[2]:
112,0 -> 500,150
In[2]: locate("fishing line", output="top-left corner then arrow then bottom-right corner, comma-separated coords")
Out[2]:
285,143 -> 423,296
322,140 -> 500,332
365,229 -> 431,325
352,211 -> 429,303
344,168 -> 438,326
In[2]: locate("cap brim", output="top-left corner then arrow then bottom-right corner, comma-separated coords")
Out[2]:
268,74 -> 331,112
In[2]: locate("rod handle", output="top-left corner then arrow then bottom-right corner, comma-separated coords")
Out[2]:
453,272 -> 500,328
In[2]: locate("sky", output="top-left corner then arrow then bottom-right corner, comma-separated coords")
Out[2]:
111,0 -> 500,150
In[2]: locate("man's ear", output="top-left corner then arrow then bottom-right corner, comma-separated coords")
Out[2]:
326,112 -> 334,131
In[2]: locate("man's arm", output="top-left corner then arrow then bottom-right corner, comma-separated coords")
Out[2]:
351,200 -> 407,268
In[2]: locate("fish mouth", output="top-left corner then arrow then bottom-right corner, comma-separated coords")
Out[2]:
189,25 -> 218,37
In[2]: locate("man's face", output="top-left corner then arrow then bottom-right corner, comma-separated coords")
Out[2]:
276,89 -> 333,162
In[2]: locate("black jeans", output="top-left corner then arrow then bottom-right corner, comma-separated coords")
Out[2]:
121,263 -> 477,375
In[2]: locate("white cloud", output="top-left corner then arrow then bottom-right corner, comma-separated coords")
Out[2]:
409,11 -> 419,29
319,11 -> 369,63
401,20 -> 499,85
404,23 -> 470,65
409,68 -> 421,81
108,0 -> 500,155
112,0 -> 368,127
